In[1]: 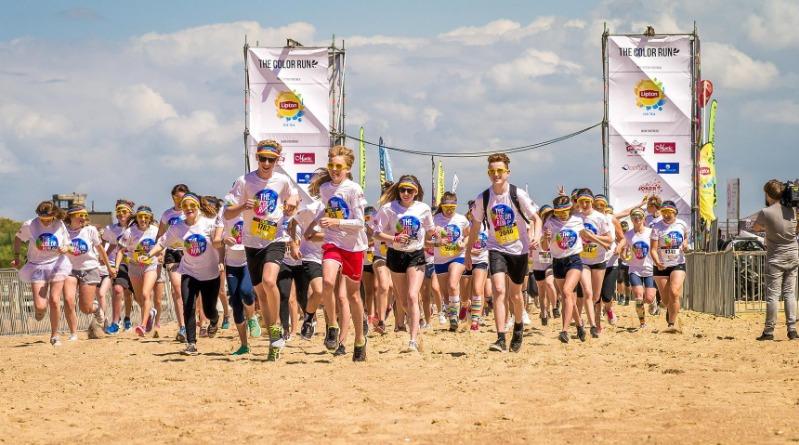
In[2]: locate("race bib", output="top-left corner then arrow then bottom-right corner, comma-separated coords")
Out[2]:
379,243 -> 387,257
661,248 -> 679,262
494,223 -> 519,245
581,243 -> 598,260
538,251 -> 552,265
367,251 -> 375,263
439,243 -> 460,257
251,218 -> 277,241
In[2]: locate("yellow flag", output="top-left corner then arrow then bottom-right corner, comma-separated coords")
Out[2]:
359,127 -> 366,189
436,161 -> 445,206
698,142 -> 716,222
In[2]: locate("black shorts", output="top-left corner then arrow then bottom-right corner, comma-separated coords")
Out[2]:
653,263 -> 686,277
488,251 -> 528,285
617,264 -> 628,284
245,242 -> 287,286
303,261 -> 322,280
552,254 -> 583,280
386,248 -> 426,273
113,263 -> 133,292
363,264 -> 373,274
600,266 -> 619,302
164,248 -> 183,266
532,268 -> 551,282
463,261 -> 488,276
583,261 -> 607,270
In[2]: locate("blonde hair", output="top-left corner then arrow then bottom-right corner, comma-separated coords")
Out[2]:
308,145 -> 355,196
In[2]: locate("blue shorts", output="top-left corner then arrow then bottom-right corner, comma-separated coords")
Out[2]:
434,257 -> 465,275
552,254 -> 583,279
425,263 -> 435,279
629,273 -> 655,289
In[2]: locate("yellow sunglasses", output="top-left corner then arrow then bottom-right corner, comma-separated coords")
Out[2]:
181,202 -> 199,211
487,168 -> 509,175
440,204 -> 457,210
327,162 -> 348,171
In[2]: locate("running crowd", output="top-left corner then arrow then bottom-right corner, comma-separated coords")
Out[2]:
11,141 -> 691,361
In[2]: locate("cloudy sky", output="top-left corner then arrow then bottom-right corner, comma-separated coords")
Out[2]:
1,0 -> 796,221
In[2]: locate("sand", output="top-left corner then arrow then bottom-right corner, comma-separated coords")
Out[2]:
1,305 -> 798,445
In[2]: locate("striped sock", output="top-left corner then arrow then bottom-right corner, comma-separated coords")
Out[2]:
470,296 -> 482,322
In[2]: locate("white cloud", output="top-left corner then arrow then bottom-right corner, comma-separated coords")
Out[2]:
438,17 -> 554,45
345,35 -> 428,50
747,0 -> 799,48
742,100 -> 799,125
0,142 -> 20,174
564,19 -> 586,29
487,49 -> 581,87
0,103 -> 71,139
112,84 -> 177,131
702,42 -> 779,90
159,110 -> 239,148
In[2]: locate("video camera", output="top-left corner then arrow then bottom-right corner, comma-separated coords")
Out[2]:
782,180 -> 799,208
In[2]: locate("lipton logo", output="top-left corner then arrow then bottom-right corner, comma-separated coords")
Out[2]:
654,142 -> 676,154
626,140 -> 645,155
699,166 -> 710,175
638,181 -> 663,194
274,91 -> 304,122
634,79 -> 666,112
294,153 -> 315,164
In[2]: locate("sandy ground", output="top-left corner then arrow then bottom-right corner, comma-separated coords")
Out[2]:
2,304 -> 798,445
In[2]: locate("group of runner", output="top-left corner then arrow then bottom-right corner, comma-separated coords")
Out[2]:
12,141 -> 691,360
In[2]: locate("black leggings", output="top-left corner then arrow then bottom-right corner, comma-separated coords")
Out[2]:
181,275 -> 221,344
277,264 -> 304,333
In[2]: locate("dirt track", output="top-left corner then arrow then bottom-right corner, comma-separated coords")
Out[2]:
2,306 -> 798,444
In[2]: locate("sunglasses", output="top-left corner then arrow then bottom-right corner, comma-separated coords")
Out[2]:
181,203 -> 199,211
327,162 -> 347,171
257,155 -> 277,164
487,168 -> 509,176
631,214 -> 644,220
399,187 -> 416,195
38,215 -> 55,221
71,212 -> 89,219
440,204 -> 457,210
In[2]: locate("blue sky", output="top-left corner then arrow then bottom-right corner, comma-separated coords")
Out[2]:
1,0 -> 797,222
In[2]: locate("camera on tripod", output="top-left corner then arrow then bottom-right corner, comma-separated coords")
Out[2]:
782,180 -> 799,208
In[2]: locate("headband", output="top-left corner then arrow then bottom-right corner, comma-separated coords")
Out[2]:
181,193 -> 201,206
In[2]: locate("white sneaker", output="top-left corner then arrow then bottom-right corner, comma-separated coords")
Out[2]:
404,340 -> 420,353
505,316 -> 515,332
420,320 -> 430,330
649,304 -> 659,316
522,311 -> 532,326
93,303 -> 105,326
438,311 -> 447,325
67,333 -> 78,342
50,336 -> 61,347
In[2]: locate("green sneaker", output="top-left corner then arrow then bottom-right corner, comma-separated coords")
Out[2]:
231,345 -> 250,356
267,324 -> 284,362
248,317 -> 262,338
266,345 -> 281,361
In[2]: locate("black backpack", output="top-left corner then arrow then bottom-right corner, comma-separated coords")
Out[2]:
482,184 -> 530,228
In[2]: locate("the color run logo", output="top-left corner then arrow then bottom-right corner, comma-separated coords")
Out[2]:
36,233 -> 59,251
442,224 -> 461,243
168,215 -> 184,226
184,234 -> 208,257
472,232 -> 487,249
633,241 -> 650,259
396,216 -> 421,238
326,196 -> 350,219
556,230 -> 578,250
232,221 -> 243,244
254,189 -> 279,217
662,231 -> 683,248
70,238 -> 89,256
490,204 -> 515,229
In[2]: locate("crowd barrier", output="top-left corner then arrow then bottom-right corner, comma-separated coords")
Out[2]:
0,268 -> 178,336
683,251 -> 799,317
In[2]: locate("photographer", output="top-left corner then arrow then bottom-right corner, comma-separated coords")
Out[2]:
754,180 -> 799,341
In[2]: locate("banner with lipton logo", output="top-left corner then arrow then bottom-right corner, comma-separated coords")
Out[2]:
606,35 -> 694,219
246,47 -> 330,194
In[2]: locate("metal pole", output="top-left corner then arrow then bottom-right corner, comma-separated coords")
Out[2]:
691,23 -> 700,249
601,23 -> 609,197
431,156 -> 435,207
243,39 -> 251,174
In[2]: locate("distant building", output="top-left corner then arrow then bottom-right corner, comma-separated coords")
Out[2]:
52,193 -> 112,230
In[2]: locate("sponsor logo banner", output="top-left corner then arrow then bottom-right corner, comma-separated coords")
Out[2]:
657,162 -> 679,174
294,152 -> 315,164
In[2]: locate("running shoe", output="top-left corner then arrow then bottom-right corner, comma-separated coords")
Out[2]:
489,338 -> 507,352
333,343 -> 346,356
552,307 -> 560,318
649,303 -> 660,316
269,325 -> 286,349
93,305 -> 105,326
221,317 -> 230,330
324,326 -> 340,351
639,322 -> 648,331
558,331 -> 569,343
352,340 -> 367,362
510,328 -> 523,353
181,343 -> 199,356
458,306 -> 468,322
68,333 -> 78,341
248,317 -> 262,338
207,322 -> 219,338
522,310 -> 532,326
50,336 -> 61,347
231,345 -> 251,356
438,311 -> 447,325
404,340 -> 420,353
590,326 -> 599,338
448,317 -> 458,332
299,318 -> 315,340
394,325 -> 407,333
135,325 -> 146,337
175,326 -> 186,343
420,320 -> 430,330
756,332 -> 774,341
541,316 -> 548,326
375,320 -> 386,335
283,331 -> 293,343
199,326 -> 208,338
576,325 -> 586,342
145,308 -> 157,333
104,322 -> 120,335
123,317 -> 132,331
788,331 -> 798,340
470,320 -> 480,332
607,309 -> 618,326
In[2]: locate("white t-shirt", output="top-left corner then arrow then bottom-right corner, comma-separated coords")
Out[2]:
159,216 -> 222,281
222,214 -> 246,268
102,223 -> 126,266
16,218 -> 70,265
318,179 -> 368,252
605,214 -> 620,267
290,200 -> 324,265
432,212 -> 470,264
625,227 -> 654,277
226,171 -> 298,248
543,216 -> 585,259
67,225 -> 102,271
651,218 -> 690,267
645,214 -> 662,228
530,245 -> 552,271
160,207 -> 186,250
470,186 -> 538,255
374,201 -> 434,253
580,209 -> 611,266
470,228 -> 489,264
120,225 -> 160,266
